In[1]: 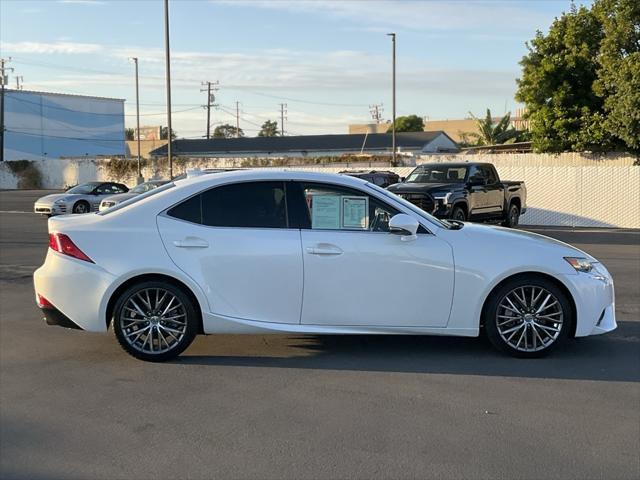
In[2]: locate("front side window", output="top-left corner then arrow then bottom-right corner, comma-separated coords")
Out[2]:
293,182 -> 398,232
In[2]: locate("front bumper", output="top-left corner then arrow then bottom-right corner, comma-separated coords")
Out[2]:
34,202 -> 67,216
560,263 -> 616,337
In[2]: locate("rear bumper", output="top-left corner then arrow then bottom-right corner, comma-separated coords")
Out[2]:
34,250 -> 115,332
41,306 -> 83,330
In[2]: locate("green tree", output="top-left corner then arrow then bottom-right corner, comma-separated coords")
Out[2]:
213,124 -> 245,139
465,109 -> 519,146
258,120 -> 280,137
593,0 -> 640,152
160,127 -> 177,140
516,4 -> 613,152
125,128 -> 135,141
386,114 -> 424,133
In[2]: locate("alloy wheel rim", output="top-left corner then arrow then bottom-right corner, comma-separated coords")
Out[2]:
76,204 -> 87,213
119,288 -> 187,354
496,285 -> 563,352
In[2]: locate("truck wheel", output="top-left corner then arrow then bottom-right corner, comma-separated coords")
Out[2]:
451,206 -> 467,221
503,204 -> 520,227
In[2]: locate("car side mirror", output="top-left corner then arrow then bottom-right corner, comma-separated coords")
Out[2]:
389,214 -> 419,242
399,177 -> 406,182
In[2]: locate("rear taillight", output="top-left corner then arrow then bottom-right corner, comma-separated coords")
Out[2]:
37,293 -> 55,309
48,233 -> 94,263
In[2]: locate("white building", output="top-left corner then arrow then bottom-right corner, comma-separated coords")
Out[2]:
3,89 -> 125,160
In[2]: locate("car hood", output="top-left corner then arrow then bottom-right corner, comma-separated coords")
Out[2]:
449,222 -> 594,261
388,182 -> 463,193
102,192 -> 137,203
35,193 -> 79,204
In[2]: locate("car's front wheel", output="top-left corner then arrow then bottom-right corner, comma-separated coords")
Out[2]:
484,276 -> 572,358
72,201 -> 90,214
112,280 -> 198,362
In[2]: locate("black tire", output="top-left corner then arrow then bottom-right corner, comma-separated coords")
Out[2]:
112,280 -> 198,362
72,201 -> 90,214
451,205 -> 467,222
502,203 -> 520,227
484,276 -> 572,358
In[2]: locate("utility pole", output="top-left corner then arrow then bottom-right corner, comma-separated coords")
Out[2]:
163,0 -> 173,179
369,103 -> 383,123
15,76 -> 23,90
235,101 -> 241,137
279,103 -> 287,136
1,57 -> 14,162
200,80 -> 218,139
387,33 -> 396,166
130,57 -> 142,184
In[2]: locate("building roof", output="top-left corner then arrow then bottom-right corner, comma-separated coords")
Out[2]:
150,131 -> 454,156
5,88 -> 125,102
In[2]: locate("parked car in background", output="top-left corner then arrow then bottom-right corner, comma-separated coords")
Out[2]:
340,170 -> 400,188
34,170 -> 615,362
99,180 -> 170,212
387,163 -> 526,227
34,182 -> 129,216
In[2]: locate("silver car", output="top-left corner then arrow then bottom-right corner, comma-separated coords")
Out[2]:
34,182 -> 129,216
99,180 -> 170,212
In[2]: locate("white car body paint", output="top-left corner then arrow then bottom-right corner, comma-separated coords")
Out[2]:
34,170 -> 616,343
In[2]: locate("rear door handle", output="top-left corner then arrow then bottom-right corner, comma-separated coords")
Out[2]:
306,244 -> 343,256
173,236 -> 209,248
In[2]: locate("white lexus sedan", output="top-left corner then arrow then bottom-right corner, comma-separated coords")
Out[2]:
34,170 -> 616,361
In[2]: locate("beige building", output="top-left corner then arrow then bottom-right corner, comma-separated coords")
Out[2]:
126,139 -> 168,159
349,110 -> 527,143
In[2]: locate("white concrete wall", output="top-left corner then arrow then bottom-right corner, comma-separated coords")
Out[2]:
0,156 -> 638,228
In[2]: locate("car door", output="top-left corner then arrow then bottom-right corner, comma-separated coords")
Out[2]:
466,165 -> 489,216
156,181 -> 304,324
291,181 -> 455,328
480,166 -> 503,215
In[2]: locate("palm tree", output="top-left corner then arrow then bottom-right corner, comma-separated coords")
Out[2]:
465,109 -> 519,146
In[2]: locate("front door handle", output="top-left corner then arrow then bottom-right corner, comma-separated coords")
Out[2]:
173,236 -> 209,248
306,244 -> 343,256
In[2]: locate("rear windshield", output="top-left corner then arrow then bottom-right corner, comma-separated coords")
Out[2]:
97,182 -> 175,215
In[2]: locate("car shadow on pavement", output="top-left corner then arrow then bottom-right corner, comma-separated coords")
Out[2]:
176,320 -> 640,383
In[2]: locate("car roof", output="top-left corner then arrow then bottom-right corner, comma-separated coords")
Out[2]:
173,169 -> 369,190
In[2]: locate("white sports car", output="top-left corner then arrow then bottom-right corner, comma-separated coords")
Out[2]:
34,170 -> 616,361
34,182 -> 129,216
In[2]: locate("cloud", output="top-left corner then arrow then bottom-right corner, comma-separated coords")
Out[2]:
214,0 -> 555,34
3,41 -> 103,55
57,0 -> 106,5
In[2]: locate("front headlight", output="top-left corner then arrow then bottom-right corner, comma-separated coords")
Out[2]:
433,192 -> 452,204
54,198 -> 67,204
564,257 -> 594,273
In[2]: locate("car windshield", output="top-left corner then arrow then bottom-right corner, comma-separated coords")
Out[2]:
131,182 -> 164,194
405,166 -> 467,184
66,183 -> 100,194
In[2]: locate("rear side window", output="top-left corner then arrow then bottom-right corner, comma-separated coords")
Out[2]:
167,181 -> 288,229
166,194 -> 201,224
202,182 -> 287,228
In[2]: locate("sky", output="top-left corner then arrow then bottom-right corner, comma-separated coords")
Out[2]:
1,0 -> 593,138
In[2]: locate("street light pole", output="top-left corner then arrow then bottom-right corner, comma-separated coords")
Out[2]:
131,57 -> 142,184
387,33 -> 396,166
163,0 -> 173,179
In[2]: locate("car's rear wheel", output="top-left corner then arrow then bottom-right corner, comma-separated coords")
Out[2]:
112,281 -> 198,362
484,276 -> 572,358
73,201 -> 90,214
502,203 -> 520,227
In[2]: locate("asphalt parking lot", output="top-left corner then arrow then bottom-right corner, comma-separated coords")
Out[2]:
1,190 -> 639,480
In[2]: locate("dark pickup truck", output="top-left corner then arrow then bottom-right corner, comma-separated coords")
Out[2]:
387,162 -> 527,227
